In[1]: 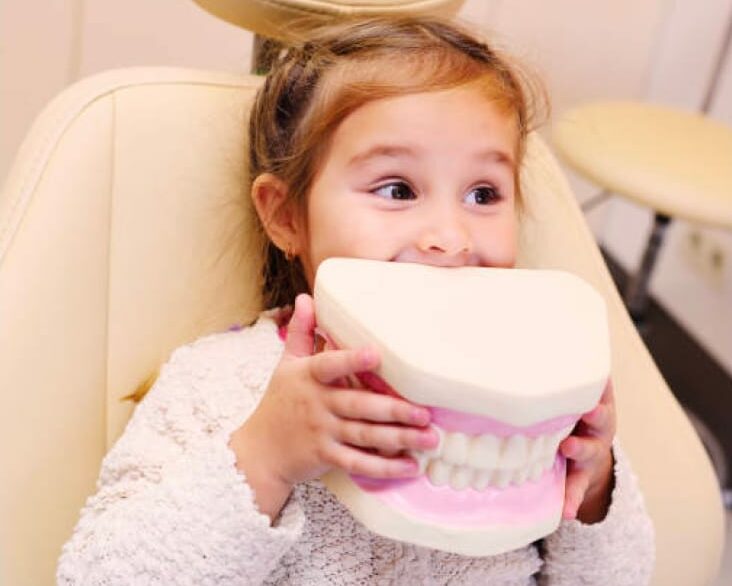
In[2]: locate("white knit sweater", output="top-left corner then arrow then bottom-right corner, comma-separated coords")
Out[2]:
57,312 -> 655,585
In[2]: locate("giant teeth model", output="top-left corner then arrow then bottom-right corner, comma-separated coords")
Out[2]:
313,258 -> 610,557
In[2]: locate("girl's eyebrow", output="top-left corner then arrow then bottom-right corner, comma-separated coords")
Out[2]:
476,149 -> 515,171
346,144 -> 418,168
346,143 -> 515,171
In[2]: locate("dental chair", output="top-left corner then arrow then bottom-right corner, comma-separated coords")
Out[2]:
0,2 -> 725,585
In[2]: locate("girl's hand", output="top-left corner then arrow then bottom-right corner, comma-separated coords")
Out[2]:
559,379 -> 617,524
229,293 -> 438,521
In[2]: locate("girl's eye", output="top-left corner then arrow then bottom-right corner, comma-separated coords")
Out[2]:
372,181 -> 416,201
465,185 -> 501,205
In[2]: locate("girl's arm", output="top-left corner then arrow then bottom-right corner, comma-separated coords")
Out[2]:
57,322 -> 306,586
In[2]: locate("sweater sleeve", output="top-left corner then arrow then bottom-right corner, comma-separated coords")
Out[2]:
57,326 -> 305,586
537,440 -> 655,586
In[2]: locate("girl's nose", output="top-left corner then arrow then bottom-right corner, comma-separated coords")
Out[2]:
416,210 -> 472,263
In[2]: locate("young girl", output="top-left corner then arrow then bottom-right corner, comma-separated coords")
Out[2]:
58,17 -> 654,585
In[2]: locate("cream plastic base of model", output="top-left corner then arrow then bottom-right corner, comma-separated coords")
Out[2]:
321,467 -> 564,557
313,258 -> 610,555
314,258 -> 610,426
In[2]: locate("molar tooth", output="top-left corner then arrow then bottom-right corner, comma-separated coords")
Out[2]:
441,432 -> 469,465
550,424 -> 575,452
527,434 -> 546,463
450,466 -> 473,490
427,460 -> 452,487
471,470 -> 493,491
546,430 -> 566,454
529,462 -> 544,482
541,454 -> 556,472
468,434 -> 501,469
409,451 -> 431,475
493,469 -> 513,489
512,467 -> 530,485
501,435 -> 529,468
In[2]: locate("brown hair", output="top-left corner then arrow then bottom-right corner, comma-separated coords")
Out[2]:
249,16 -> 545,310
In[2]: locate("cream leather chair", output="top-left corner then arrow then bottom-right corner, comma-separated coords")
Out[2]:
0,68 -> 724,586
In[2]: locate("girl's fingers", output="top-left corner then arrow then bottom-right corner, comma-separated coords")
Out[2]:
326,389 -> 430,426
563,467 -> 591,520
324,443 -> 420,479
580,403 -> 614,436
335,420 -> 438,452
284,294 -> 316,358
560,435 -> 608,463
310,347 -> 380,385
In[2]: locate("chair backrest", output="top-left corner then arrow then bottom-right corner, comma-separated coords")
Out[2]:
0,67 -> 724,586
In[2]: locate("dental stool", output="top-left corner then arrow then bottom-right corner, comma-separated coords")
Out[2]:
0,3 -> 725,585
192,0 -> 466,71
552,101 -> 732,321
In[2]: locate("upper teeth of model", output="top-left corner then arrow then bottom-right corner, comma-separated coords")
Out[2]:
411,425 -> 575,491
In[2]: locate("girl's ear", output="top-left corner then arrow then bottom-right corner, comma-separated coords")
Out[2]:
251,173 -> 306,255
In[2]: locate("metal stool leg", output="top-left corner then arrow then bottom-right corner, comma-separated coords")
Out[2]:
624,212 -> 672,323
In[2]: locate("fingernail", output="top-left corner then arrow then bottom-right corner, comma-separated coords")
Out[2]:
410,408 -> 430,425
402,460 -> 419,476
419,429 -> 438,448
359,348 -> 377,367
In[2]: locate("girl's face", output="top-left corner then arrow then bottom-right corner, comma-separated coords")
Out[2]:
295,86 -> 519,287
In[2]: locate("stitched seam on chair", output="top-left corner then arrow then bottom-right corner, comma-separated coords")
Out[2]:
0,72 -> 262,266
104,90 -> 117,449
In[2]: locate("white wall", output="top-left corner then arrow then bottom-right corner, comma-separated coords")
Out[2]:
77,0 -> 252,78
0,0 -> 251,183
2,0 -> 731,372
0,0 -> 78,183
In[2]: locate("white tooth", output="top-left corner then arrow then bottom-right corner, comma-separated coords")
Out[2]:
546,430 -> 566,454
450,466 -> 473,490
409,451 -> 431,475
468,434 -> 501,469
551,425 -> 575,452
427,460 -> 452,487
541,454 -> 556,472
512,467 -> 529,485
529,462 -> 544,482
501,435 -> 529,468
527,435 -> 546,463
472,470 -> 493,491
442,432 -> 469,465
494,469 -> 513,489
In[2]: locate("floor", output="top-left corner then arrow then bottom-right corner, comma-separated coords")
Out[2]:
601,250 -> 732,584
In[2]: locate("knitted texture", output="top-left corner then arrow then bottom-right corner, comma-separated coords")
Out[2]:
58,312 -> 654,585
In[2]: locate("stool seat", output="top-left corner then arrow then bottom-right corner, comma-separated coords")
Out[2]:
552,102 -> 732,228
192,0 -> 465,41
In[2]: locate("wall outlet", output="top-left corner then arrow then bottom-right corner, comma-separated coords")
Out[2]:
681,227 -> 727,287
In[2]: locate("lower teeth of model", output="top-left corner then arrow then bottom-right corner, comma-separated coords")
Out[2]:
423,457 -> 556,490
